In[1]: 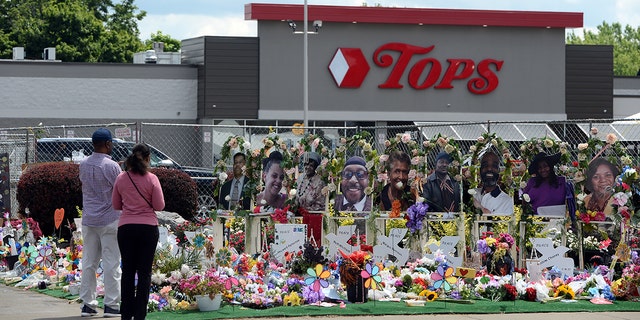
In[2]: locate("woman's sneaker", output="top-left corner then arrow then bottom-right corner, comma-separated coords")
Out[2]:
104,306 -> 121,318
81,305 -> 98,317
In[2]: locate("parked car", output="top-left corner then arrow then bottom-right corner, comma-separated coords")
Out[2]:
35,138 -> 218,209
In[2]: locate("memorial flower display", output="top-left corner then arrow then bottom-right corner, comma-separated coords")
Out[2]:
3,130 -> 640,316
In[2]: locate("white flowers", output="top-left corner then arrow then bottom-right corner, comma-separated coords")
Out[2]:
218,172 -> 228,181
260,199 -> 267,205
224,195 -> 231,201
468,189 -> 477,196
577,143 -> 588,151
289,189 -> 297,197
416,196 -> 425,203
395,181 -> 404,190
522,193 -> 531,203
576,193 -> 587,205
243,141 -> 251,150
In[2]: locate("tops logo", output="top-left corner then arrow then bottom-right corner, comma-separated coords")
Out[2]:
328,42 -> 503,95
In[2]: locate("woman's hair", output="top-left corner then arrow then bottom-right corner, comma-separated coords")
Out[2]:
126,143 -> 151,175
584,157 -> 619,192
262,151 -> 283,173
386,150 -> 411,172
533,159 -> 559,188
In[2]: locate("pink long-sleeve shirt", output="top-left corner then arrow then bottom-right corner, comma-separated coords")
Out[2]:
112,171 -> 165,227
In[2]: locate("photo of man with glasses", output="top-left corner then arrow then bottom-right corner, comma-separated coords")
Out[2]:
334,156 -> 372,212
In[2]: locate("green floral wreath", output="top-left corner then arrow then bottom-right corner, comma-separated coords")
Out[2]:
290,133 -> 331,210
462,132 -> 512,190
461,132 -> 513,247
326,131 -> 377,211
245,134 -> 295,208
214,135 -> 250,199
215,135 -> 249,175
517,137 -> 573,190
573,129 -> 633,228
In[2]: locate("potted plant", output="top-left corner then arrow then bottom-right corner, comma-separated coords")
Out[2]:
178,268 -> 225,311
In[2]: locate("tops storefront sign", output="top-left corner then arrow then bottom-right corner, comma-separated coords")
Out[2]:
329,42 -> 503,95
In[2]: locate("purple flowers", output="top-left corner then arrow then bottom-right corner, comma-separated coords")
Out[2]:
405,202 -> 428,234
477,240 -> 491,254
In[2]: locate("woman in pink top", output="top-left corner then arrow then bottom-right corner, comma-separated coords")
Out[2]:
112,143 -> 164,320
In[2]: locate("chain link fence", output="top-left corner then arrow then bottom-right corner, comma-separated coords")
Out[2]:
2,118 -> 640,216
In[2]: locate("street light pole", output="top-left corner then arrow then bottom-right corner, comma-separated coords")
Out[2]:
303,0 -> 309,129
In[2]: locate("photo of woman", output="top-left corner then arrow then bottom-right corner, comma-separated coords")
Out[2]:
295,151 -> 326,211
523,152 -> 566,214
256,151 -> 287,209
584,157 -> 619,216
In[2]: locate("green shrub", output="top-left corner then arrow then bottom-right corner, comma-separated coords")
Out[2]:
150,168 -> 197,220
17,162 -> 82,239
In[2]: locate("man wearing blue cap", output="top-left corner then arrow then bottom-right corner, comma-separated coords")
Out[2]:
423,151 -> 460,212
79,128 -> 122,317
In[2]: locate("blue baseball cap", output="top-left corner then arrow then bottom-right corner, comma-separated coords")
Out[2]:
92,128 -> 113,143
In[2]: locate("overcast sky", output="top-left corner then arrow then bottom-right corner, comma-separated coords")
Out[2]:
134,0 -> 640,41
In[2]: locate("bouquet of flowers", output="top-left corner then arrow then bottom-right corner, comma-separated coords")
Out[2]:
338,250 -> 369,286
270,205 -> 291,224
404,202 -> 428,250
477,232 -> 515,275
178,268 -> 225,299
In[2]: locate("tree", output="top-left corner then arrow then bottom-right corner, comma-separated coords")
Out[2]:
143,31 -> 181,52
1,0 -> 146,62
567,22 -> 640,76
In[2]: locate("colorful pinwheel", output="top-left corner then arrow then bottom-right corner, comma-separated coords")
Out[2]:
304,263 -> 330,292
361,262 -> 382,290
193,233 -> 206,248
430,264 -> 457,292
19,244 -> 38,267
35,245 -> 54,268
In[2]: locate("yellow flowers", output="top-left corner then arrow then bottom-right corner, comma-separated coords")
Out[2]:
418,289 -> 439,302
553,284 -> 575,300
175,300 -> 191,310
283,292 -> 302,306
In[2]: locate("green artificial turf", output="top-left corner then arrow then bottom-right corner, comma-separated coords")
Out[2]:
143,299 -> 640,319
27,286 -> 640,319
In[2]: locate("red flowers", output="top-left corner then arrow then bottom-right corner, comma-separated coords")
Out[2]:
504,284 -> 517,301
525,287 -> 537,301
270,205 -> 290,223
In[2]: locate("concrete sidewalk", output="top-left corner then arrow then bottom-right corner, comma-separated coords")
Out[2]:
1,284 -> 639,320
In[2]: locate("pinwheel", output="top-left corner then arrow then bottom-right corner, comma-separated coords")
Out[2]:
431,264 -> 457,292
361,262 -> 382,290
216,247 -> 232,267
35,245 -> 54,268
304,263 -> 330,292
193,233 -> 206,248
19,244 -> 38,267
